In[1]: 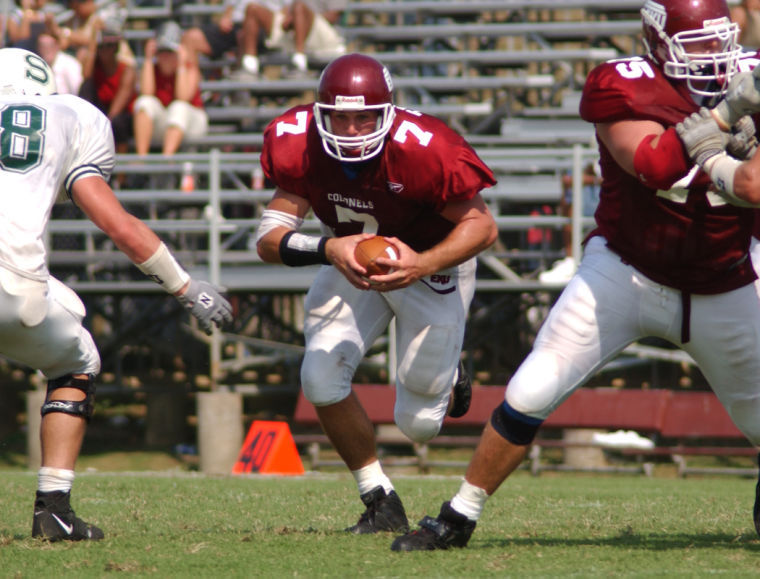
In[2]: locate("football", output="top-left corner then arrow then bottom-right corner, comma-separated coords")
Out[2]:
354,236 -> 399,275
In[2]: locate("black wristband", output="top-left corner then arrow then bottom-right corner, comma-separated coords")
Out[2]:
279,231 -> 331,266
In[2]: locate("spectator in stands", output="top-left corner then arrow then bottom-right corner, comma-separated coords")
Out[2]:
0,47 -> 231,542
392,0 -> 760,551
523,204 -> 554,272
232,0 -> 292,77
539,161 -> 601,284
731,0 -> 760,49
48,0 -> 134,68
266,0 -> 347,73
37,31 -> 83,94
256,53 -> 497,535
181,0 -> 266,76
6,0 -> 59,52
133,21 -> 208,159
79,18 -> 136,176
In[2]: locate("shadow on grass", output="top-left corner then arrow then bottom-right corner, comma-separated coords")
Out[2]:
479,530 -> 760,551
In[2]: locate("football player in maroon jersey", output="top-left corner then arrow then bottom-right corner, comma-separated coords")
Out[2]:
255,53 -> 497,533
392,0 -> 760,551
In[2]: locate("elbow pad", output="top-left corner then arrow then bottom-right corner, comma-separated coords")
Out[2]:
633,126 -> 692,190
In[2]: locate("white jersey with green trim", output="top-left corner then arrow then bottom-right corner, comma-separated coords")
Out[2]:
0,93 -> 114,281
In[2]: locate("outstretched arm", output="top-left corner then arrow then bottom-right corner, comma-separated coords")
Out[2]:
71,175 -> 232,333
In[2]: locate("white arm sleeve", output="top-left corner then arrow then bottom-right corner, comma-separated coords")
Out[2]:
255,209 -> 303,245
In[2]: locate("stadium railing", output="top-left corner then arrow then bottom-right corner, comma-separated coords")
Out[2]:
173,0 -> 644,17
199,73 -> 556,96
341,19 -> 641,44
50,146 -> 599,294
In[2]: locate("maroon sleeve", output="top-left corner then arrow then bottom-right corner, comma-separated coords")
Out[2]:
384,110 -> 496,209
261,105 -> 315,199
581,57 -> 697,127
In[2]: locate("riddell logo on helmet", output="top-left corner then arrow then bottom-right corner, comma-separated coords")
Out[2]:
336,95 -> 365,107
703,17 -> 730,28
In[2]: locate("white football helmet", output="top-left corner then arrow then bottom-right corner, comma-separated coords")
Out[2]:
0,48 -> 57,96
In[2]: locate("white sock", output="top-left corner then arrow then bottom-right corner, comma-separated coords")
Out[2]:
351,460 -> 394,496
292,52 -> 307,72
241,54 -> 259,75
449,479 -> 488,521
38,467 -> 75,493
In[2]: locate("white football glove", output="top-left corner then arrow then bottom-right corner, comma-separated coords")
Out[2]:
175,279 -> 233,335
726,115 -> 758,160
713,67 -> 760,128
675,108 -> 729,167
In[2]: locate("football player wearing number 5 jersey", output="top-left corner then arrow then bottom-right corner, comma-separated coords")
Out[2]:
0,48 -> 232,542
394,0 -> 760,551
256,53 -> 497,534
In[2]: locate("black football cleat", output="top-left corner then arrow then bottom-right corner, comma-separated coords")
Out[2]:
32,490 -> 104,542
754,453 -> 760,537
346,486 -> 409,534
391,501 -> 476,551
448,361 -> 472,418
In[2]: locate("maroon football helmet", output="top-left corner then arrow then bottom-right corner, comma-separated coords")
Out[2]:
641,0 -> 741,98
313,53 -> 396,162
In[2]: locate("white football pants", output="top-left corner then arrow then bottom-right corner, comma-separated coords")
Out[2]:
506,236 -> 760,447
0,267 -> 100,379
301,258 -> 476,443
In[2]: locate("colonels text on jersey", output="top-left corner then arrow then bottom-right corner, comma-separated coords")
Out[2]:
580,54 -> 758,294
261,105 -> 495,252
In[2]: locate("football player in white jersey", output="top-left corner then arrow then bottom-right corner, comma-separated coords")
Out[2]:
0,48 -> 232,541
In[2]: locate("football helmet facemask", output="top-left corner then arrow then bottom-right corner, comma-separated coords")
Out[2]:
314,53 -> 396,162
641,0 -> 741,98
0,48 -> 57,96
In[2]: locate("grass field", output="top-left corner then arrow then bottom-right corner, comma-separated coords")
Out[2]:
2,468 -> 760,577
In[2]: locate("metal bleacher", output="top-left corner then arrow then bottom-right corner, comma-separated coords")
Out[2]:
51,145 -> 598,293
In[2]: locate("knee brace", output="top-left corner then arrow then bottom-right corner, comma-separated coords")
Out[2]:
490,401 -> 543,446
41,374 -> 95,421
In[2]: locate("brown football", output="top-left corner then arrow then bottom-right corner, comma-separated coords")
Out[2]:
354,237 -> 399,275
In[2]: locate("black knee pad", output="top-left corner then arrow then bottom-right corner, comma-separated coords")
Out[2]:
41,374 -> 96,421
490,401 -> 543,446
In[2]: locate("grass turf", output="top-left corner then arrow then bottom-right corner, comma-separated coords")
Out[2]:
2,470 -> 759,577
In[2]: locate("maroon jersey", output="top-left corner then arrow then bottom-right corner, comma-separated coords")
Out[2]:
261,105 -> 496,252
580,55 -> 756,294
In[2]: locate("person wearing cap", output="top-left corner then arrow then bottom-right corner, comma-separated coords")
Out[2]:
133,21 -> 208,158
79,18 -> 137,166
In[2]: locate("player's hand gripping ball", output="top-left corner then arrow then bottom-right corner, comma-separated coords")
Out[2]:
354,236 -> 399,275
